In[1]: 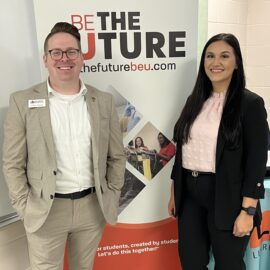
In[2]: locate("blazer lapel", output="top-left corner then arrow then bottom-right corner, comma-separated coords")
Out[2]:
33,83 -> 57,165
85,86 -> 100,163
216,124 -> 225,168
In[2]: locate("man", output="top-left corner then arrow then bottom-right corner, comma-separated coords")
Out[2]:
2,22 -> 126,270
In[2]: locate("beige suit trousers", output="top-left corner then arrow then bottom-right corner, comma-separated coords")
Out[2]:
26,193 -> 106,270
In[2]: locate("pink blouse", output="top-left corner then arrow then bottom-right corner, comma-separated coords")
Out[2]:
182,91 -> 226,173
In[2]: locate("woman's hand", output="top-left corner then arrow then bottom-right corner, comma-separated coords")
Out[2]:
233,211 -> 253,237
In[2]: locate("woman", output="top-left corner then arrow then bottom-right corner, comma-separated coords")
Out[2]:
168,33 -> 268,270
156,132 -> 176,167
134,136 -> 148,151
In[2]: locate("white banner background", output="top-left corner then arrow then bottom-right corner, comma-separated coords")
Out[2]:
33,0 -> 198,223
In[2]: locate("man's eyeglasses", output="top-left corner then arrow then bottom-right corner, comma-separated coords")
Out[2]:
47,49 -> 81,60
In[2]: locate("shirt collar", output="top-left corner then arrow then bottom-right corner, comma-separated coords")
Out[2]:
47,79 -> 87,97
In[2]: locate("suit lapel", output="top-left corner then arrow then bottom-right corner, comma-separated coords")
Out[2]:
33,83 -> 57,164
216,123 -> 225,167
85,86 -> 100,163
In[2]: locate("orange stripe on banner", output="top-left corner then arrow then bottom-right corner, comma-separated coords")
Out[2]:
64,218 -> 181,270
64,242 -> 69,270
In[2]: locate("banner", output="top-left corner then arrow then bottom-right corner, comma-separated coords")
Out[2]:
33,1 -> 199,269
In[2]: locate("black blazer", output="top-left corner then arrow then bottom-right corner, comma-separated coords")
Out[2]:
171,89 -> 269,230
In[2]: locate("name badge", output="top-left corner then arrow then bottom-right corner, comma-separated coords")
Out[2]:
28,99 -> 46,108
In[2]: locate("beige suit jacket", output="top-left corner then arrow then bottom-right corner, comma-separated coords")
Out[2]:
2,82 -> 126,233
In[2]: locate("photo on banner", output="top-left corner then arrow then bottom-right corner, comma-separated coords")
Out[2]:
107,85 -> 143,137
125,122 -> 176,181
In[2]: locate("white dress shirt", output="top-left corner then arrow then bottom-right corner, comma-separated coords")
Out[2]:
47,80 -> 95,193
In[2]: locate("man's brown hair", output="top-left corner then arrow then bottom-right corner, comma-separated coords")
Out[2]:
44,22 -> 81,52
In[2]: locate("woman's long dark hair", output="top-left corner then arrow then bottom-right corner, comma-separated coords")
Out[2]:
174,33 -> 245,148
158,132 -> 171,148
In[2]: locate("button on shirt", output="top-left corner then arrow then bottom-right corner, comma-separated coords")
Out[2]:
47,81 -> 94,193
182,91 -> 226,173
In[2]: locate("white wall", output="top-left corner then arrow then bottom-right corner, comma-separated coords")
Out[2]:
246,0 -> 270,115
0,0 -> 41,220
0,1 -> 40,268
207,0 -> 270,117
208,0 -> 248,59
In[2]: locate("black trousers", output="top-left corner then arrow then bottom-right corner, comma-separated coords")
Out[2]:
178,171 -> 250,270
